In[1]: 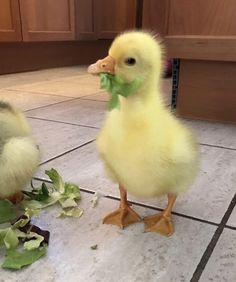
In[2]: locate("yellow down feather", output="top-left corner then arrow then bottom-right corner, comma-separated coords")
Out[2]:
97,31 -> 198,198
0,102 -> 40,198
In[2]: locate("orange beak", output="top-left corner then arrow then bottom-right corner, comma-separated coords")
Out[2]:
87,55 -> 115,75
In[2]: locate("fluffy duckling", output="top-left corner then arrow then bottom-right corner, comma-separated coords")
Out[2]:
88,31 -> 198,236
0,102 -> 40,204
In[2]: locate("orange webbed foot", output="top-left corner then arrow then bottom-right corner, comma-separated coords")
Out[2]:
144,212 -> 174,236
103,203 -> 141,229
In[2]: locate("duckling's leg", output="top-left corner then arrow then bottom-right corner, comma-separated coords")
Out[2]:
103,185 -> 141,228
144,194 -> 177,236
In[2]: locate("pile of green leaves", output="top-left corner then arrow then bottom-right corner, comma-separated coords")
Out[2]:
22,168 -> 83,218
0,168 -> 82,270
0,206 -> 48,269
100,73 -> 142,110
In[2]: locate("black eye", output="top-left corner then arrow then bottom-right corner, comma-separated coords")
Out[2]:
124,57 -> 136,66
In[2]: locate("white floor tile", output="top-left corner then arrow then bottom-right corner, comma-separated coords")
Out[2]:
184,119 -> 236,149
0,89 -> 72,111
7,75 -> 101,98
0,66 -> 87,89
1,66 -> 235,282
26,99 -> 106,128
200,229 -> 236,282
0,192 -> 216,282
36,143 -> 236,224
28,118 -> 98,163
81,91 -> 109,102
227,207 -> 236,227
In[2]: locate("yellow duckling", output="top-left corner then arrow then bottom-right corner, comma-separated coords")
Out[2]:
88,31 -> 198,236
0,102 -> 40,204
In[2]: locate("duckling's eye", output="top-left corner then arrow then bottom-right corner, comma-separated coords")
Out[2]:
124,57 -> 136,66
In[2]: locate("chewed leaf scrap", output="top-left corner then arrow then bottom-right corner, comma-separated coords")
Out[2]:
22,169 -> 81,215
99,73 -> 142,110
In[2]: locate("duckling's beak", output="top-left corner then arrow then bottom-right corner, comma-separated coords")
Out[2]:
88,55 -> 115,75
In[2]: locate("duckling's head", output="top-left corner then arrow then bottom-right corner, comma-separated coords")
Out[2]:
88,31 -> 164,87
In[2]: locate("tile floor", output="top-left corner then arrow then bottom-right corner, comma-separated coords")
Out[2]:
0,66 -> 235,282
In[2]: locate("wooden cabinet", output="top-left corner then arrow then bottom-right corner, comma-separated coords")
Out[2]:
75,0 -> 95,40
142,0 -> 168,37
0,0 -> 137,42
177,60 -> 236,123
165,0 -> 236,123
167,0 -> 236,36
166,0 -> 236,60
94,0 -> 137,39
0,0 -> 22,41
75,0 -> 137,40
19,0 -> 75,41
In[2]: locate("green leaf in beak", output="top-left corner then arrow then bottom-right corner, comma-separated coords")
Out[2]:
99,73 -> 142,110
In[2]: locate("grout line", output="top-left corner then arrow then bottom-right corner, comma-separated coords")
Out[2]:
200,143 -> 236,152
27,116 -> 100,129
225,225 -> 236,231
79,98 -> 107,103
24,97 -> 79,112
190,193 -> 236,282
5,88 -> 76,99
25,120 -> 236,152
104,195 -> 219,227
21,90 -> 107,110
39,139 -> 96,166
32,176 -> 220,228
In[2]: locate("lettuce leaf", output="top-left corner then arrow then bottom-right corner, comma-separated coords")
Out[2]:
1,228 -> 19,249
90,244 -> 98,250
59,198 -> 77,209
63,183 -> 81,200
0,200 -> 17,224
45,168 -> 65,193
22,169 -> 81,215
90,192 -> 104,208
58,207 -> 83,218
2,247 -> 47,270
100,73 -> 142,110
23,183 -> 49,202
23,233 -> 44,250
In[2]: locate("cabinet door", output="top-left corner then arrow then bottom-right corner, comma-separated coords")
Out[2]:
19,0 -> 75,41
142,0 -> 168,37
166,0 -> 236,61
94,0 -> 137,39
0,0 -> 22,42
75,0 -> 95,40
165,0 -> 236,123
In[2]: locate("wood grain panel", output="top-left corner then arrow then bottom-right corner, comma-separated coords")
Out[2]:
0,0 -> 13,29
0,40 -> 112,74
94,0 -> 137,39
20,0 -> 75,41
142,0 -> 169,36
0,0 -> 22,41
166,36 -> 236,62
75,0 -> 95,40
168,0 -> 236,36
176,60 -> 236,123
